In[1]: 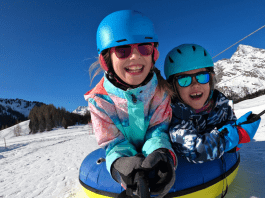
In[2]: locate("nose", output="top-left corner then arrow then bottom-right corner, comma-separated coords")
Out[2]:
130,47 -> 141,59
190,76 -> 199,86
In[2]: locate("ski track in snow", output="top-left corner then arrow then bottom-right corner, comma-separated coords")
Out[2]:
0,124 -> 99,198
1,95 -> 265,198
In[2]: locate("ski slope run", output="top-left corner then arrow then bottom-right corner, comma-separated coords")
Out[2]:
1,95 -> 265,198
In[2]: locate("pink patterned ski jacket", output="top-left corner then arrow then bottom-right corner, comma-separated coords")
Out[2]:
84,73 -> 176,173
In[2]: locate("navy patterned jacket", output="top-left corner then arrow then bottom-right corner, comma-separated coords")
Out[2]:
169,89 -> 237,163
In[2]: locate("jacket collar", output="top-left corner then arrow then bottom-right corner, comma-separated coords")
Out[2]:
84,77 -> 107,101
84,73 -> 158,101
103,72 -> 158,99
171,90 -> 227,120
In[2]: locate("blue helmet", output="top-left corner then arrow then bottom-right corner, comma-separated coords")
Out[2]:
164,44 -> 214,79
96,10 -> 158,54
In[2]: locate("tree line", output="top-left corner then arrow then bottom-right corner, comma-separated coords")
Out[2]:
28,104 -> 91,134
233,88 -> 265,104
217,87 -> 265,104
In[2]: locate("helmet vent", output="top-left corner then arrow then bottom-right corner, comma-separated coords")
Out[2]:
116,39 -> 127,43
145,37 -> 153,39
177,49 -> 182,54
192,46 -> 196,51
169,56 -> 174,63
204,50 -> 207,56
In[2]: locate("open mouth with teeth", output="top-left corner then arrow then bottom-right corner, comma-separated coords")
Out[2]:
125,65 -> 144,74
190,92 -> 203,100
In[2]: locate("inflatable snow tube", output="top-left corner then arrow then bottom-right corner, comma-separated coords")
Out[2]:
79,149 -> 240,198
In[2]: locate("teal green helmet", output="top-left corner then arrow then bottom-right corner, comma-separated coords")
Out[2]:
164,44 -> 214,79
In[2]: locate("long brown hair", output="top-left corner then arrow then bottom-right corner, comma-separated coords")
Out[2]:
89,43 -> 175,98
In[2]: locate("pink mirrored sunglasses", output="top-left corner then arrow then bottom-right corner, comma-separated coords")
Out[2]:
110,43 -> 154,59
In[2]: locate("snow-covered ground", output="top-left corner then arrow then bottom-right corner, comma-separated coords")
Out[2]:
1,95 -> 265,198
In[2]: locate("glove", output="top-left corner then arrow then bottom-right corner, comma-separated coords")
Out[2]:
111,154 -> 145,194
236,111 -> 261,144
141,148 -> 176,196
219,111 -> 261,153
218,125 -> 239,152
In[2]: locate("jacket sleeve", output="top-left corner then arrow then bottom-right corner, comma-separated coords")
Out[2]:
169,117 -> 225,163
169,104 -> 237,163
141,93 -> 177,167
88,98 -> 138,173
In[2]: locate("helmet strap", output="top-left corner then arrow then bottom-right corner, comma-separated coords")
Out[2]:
209,90 -> 214,100
99,54 -> 109,71
172,78 -> 185,104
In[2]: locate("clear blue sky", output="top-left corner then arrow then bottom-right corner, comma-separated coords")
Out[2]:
1,0 -> 265,112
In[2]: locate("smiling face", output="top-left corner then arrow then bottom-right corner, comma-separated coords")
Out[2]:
175,68 -> 211,110
110,45 -> 153,86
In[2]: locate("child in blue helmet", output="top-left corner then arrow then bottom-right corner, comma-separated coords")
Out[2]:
164,44 -> 261,163
84,10 -> 177,197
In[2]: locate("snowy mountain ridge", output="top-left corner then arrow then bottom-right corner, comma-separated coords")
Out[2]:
72,106 -> 89,115
0,98 -> 44,118
214,44 -> 265,98
0,98 -> 45,129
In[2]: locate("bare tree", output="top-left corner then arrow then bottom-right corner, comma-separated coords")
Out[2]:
14,124 -> 22,137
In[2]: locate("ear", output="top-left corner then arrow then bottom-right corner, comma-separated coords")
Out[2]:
153,48 -> 159,62
99,54 -> 108,71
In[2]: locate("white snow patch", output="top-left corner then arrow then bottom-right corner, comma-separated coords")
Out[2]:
0,94 -> 265,198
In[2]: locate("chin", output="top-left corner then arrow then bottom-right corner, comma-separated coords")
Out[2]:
126,78 -> 145,86
190,102 -> 204,110
193,105 -> 204,110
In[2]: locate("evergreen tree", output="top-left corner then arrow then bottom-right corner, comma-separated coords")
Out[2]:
62,117 -> 68,129
54,112 -> 60,127
45,111 -> 53,131
39,113 -> 46,132
84,110 -> 91,124
32,114 -> 39,134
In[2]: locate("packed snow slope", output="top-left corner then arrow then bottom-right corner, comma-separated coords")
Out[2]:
1,95 -> 265,198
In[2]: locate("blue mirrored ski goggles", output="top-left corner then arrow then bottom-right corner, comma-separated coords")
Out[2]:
175,71 -> 211,87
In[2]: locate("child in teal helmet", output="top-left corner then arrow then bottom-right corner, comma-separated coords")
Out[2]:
164,44 -> 261,163
84,10 -> 176,197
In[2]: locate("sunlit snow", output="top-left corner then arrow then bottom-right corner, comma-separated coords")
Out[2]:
1,95 -> 265,198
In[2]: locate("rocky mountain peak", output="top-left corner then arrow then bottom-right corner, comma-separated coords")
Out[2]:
72,106 -> 89,115
231,44 -> 265,61
214,44 -> 265,100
